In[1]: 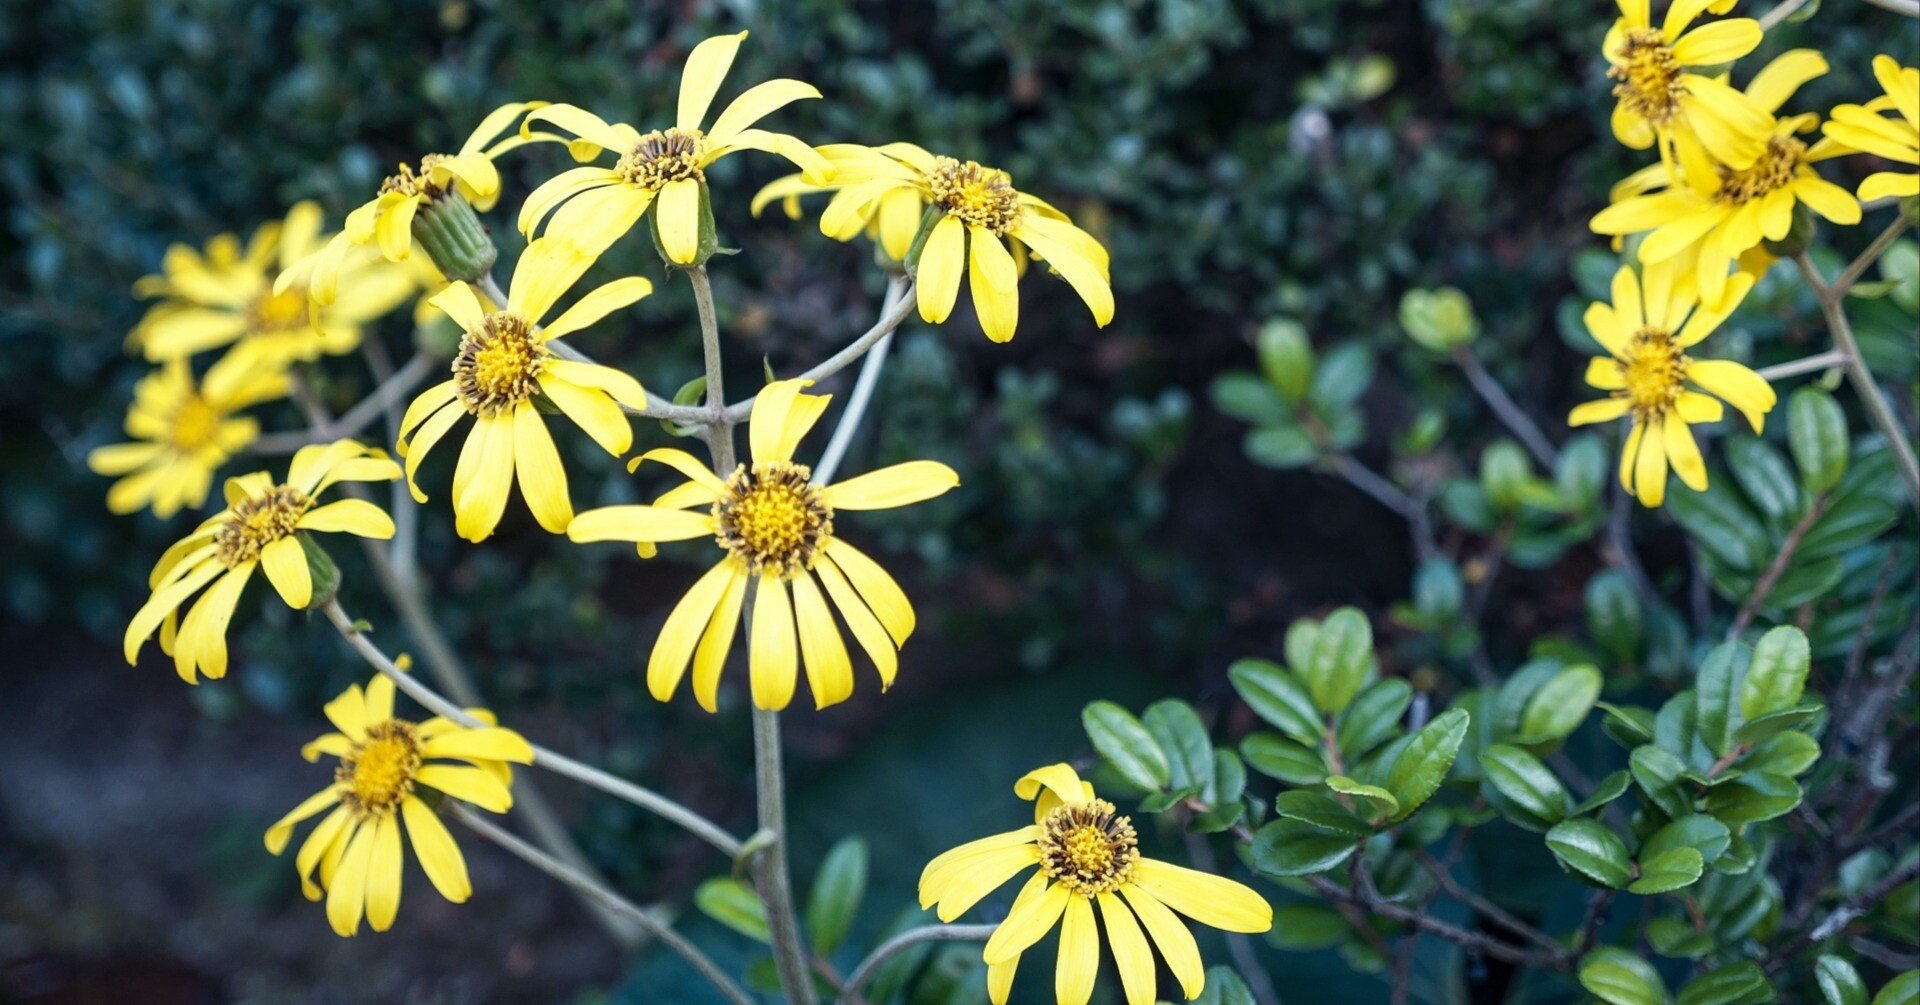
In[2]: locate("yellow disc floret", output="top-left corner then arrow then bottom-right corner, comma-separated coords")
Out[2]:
714,462 -> 833,577
1716,135 -> 1805,205
336,719 -> 423,817
929,156 -> 1022,234
380,155 -> 452,201
453,311 -> 547,417
1609,29 -> 1684,126
1037,799 -> 1140,897
215,485 -> 313,567
617,129 -> 708,190
1618,327 -> 1690,419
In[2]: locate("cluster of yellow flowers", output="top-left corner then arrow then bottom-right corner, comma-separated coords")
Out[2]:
101,29 -> 1262,1003
1574,0 -> 1917,506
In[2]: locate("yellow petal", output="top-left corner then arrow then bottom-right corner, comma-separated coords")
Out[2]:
811,556 -> 899,690
539,374 -> 633,456
402,796 -> 472,903
647,560 -> 738,704
511,403 -> 573,534
420,727 -> 535,764
1636,415 -> 1670,507
1097,893 -> 1158,1005
566,505 -> 715,543
1119,885 -> 1204,999
968,227 -> 1021,342
657,178 -> 702,265
692,565 -> 749,713
708,78 -> 821,143
402,403 -> 466,503
792,572 -> 854,709
260,536 -> 312,609
453,415 -> 515,543
264,786 -> 341,854
297,498 -> 396,538
919,826 -> 1040,902
1570,397 -> 1633,427
430,283 -> 488,334
750,574 -> 799,711
1055,896 -> 1099,1005
125,561 -> 222,665
678,31 -> 748,130
1013,763 -> 1089,806
295,806 -> 351,900
327,820 -> 377,936
926,844 -> 1040,921
1664,414 -> 1709,492
748,378 -> 819,465
541,276 -> 653,342
173,563 -> 253,683
1130,858 -> 1273,933
1671,20 -> 1762,67
822,539 -> 913,645
821,460 -> 959,510
1584,357 -> 1627,391
364,814 -> 403,932
983,873 -> 1069,965
916,216 -> 966,324
1011,221 -> 1115,328
416,764 -> 514,813
1687,359 -> 1775,432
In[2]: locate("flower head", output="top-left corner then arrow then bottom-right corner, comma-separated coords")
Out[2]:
395,239 -> 652,543
1593,50 -> 1861,307
1822,55 -> 1920,203
265,675 -> 534,936
123,440 -> 401,681
88,351 -> 288,518
133,203 -> 418,367
919,763 -> 1271,1005
566,378 -> 959,712
280,103 -> 543,306
751,144 -> 932,262
1603,0 -> 1772,172
1569,261 -> 1777,507
519,32 -> 832,263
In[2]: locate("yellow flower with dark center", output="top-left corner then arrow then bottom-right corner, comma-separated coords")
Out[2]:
1592,50 -> 1861,308
395,239 -> 651,543
1569,260 -> 1777,507
566,378 -> 959,712
123,441 -> 402,682
518,31 -> 831,263
132,202 -> 418,368
920,764 -> 1271,1005
279,103 -> 544,307
751,144 -> 932,261
1603,0 -> 1771,174
266,675 -> 534,937
811,143 -> 1113,343
88,351 -> 287,518
1823,56 -> 1920,202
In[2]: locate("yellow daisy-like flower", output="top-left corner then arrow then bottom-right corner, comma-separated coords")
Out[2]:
750,143 -> 935,262
518,31 -> 832,262
566,378 -> 959,712
123,441 -> 402,682
282,102 -> 544,307
87,351 -> 288,518
132,202 -> 418,368
395,238 -> 652,543
812,143 -> 1113,343
1592,50 -> 1862,308
1823,55 -> 1920,203
1603,0 -> 1772,174
920,763 -> 1271,1005
1568,260 -> 1777,508
266,675 -> 534,937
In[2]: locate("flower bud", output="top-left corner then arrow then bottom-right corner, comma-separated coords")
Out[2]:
411,192 -> 498,285
1761,203 -> 1818,258
298,533 -> 341,610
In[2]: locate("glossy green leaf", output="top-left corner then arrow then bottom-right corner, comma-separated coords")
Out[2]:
1703,772 -> 1802,824
1517,663 -> 1602,744
1630,847 -> 1704,894
1302,607 -> 1374,714
1600,702 -> 1657,747
1308,342 -> 1374,415
1245,426 -> 1318,468
1741,729 -> 1819,777
1082,701 -> 1171,792
1251,818 -> 1359,877
1242,733 -> 1328,786
1742,627 -> 1810,720
1871,971 -> 1919,1005
1726,437 -> 1800,525
804,837 -> 867,955
1642,814 -> 1732,868
1335,678 -> 1411,760
1194,965 -> 1259,1005
1587,570 -> 1643,664
1266,904 -> 1353,951
1814,955 -> 1868,1005
1326,775 -> 1399,822
1631,744 -> 1694,819
1676,961 -> 1771,1005
1481,744 -> 1569,827
1697,641 -> 1752,757
1789,388 -> 1850,494
1273,790 -> 1373,837
1546,818 -> 1634,888
695,876 -> 771,942
1257,318 -> 1315,403
1143,699 -> 1216,801
1734,705 -> 1822,746
1383,708 -> 1469,820
1580,947 -> 1670,1005
1229,659 -> 1323,744
1571,770 -> 1634,816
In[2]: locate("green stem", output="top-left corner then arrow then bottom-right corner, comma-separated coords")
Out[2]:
1793,251 -> 1920,508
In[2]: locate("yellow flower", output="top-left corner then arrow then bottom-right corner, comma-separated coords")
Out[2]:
123,441 -> 402,682
1592,50 -> 1861,308
1822,55 -> 1920,203
133,202 -> 418,367
750,143 -> 934,261
566,379 -> 959,712
1603,0 -> 1772,173
88,351 -> 288,518
919,763 -> 1271,1005
265,675 -> 534,937
812,143 -> 1113,343
519,31 -> 832,263
1568,260 -> 1777,507
282,102 -> 543,307
395,238 -> 652,543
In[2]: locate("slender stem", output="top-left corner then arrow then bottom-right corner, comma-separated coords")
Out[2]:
837,924 -> 998,1004
1858,0 -> 1920,15
1758,0 -> 1815,28
1727,495 -> 1828,639
1413,849 -> 1563,954
476,271 -> 509,311
450,805 -> 755,1005
319,600 -> 745,857
722,282 -> 918,423
1453,346 -> 1558,468
254,352 -> 435,454
752,708 -> 818,1005
1755,350 -> 1849,382
1835,215 -> 1914,294
690,266 -> 726,420
1794,252 -> 1920,507
1305,876 -> 1568,969
815,276 -> 911,486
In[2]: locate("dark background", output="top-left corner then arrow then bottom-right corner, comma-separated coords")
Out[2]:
0,1 -> 1908,1002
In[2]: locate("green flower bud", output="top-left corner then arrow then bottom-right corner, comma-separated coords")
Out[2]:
298,532 -> 341,610
410,192 -> 498,285
1761,202 -> 1818,258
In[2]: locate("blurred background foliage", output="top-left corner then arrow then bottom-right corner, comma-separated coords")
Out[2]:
0,0 -> 1913,1003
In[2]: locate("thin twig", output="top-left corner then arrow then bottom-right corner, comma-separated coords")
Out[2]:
1858,0 -> 1920,15
1413,849 -> 1563,954
837,924 -> 999,1004
1756,350 -> 1849,382
1794,252 -> 1920,507
1306,876 -> 1567,969
450,805 -> 755,1005
1767,859 -> 1920,971
1758,0 -> 1816,29
1835,215 -> 1914,294
1454,346 -> 1558,468
253,352 -> 435,453
815,276 -> 912,486
1727,496 -> 1827,639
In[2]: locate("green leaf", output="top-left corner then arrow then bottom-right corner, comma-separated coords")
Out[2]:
1308,343 -> 1374,415
1143,700 -> 1216,801
1872,971 -> 1919,1005
1547,818 -> 1634,888
1194,965 -> 1259,1005
1082,701 -> 1171,791
1742,729 -> 1820,777
1580,947 -> 1671,1005
1302,607 -> 1374,714
1192,751 -> 1249,833
1399,286 -> 1480,351
1630,847 -> 1705,894
1676,961 -> 1771,1005
1251,818 -> 1359,877
1642,814 -> 1732,868
1587,571 -> 1644,664
1382,708 -> 1469,821
1669,481 -> 1767,572
1631,744 -> 1694,820
695,877 -> 771,942
804,837 -> 867,955
1742,627 -> 1810,720
1649,917 -> 1715,958
1211,371 -> 1293,426
1335,679 -> 1412,760
1697,641 -> 1752,757
1735,705 -> 1821,746
1245,426 -> 1319,468
1256,319 -> 1314,403
1571,770 -> 1633,816
1481,439 -> 1533,511
1326,775 -> 1399,823
1516,663 -> 1602,745
1704,772 -> 1802,824
1229,659 -> 1323,744
1273,790 -> 1373,837
1814,955 -> 1869,1005
1600,702 -> 1657,747
1789,389 -> 1850,494
1481,744 -> 1570,828
1726,437 -> 1801,524
1242,733 -> 1327,786
1266,904 -> 1352,951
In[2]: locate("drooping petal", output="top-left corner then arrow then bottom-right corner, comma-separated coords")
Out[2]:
1010,221 -> 1114,328
1129,858 -> 1273,933
811,556 -> 899,690
401,796 -> 472,903
982,871 -> 1069,964
919,826 -> 1041,902
1014,763 -> 1090,807
1119,885 -> 1204,999
566,505 -> 715,543
364,814 -> 404,932
539,374 -> 633,456
647,560 -> 738,704
1687,359 -> 1775,432
791,572 -> 854,709
264,786 -> 342,854
1097,893 -> 1158,1005
1635,415 -> 1671,507
173,563 -> 254,682
415,764 -> 514,813
511,403 -> 573,534
453,415 -> 516,543
259,536 -> 312,609
692,565 -> 749,713
327,820 -> 378,936
749,574 -> 799,711
968,227 -> 1022,342
1664,413 -> 1709,492
928,844 -> 1041,922
1570,397 -> 1633,426
916,216 -> 966,324
821,539 -> 913,645
657,178 -> 703,265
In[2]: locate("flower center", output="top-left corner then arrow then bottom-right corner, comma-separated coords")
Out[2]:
454,311 -> 547,416
929,156 -> 1022,234
1619,327 -> 1689,417
215,484 -> 312,567
247,284 -> 310,333
171,396 -> 222,451
336,719 -> 422,816
1609,29 -> 1684,126
616,129 -> 707,190
713,462 -> 833,577
1715,135 -> 1805,205
1038,800 -> 1139,897
380,154 -> 450,200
